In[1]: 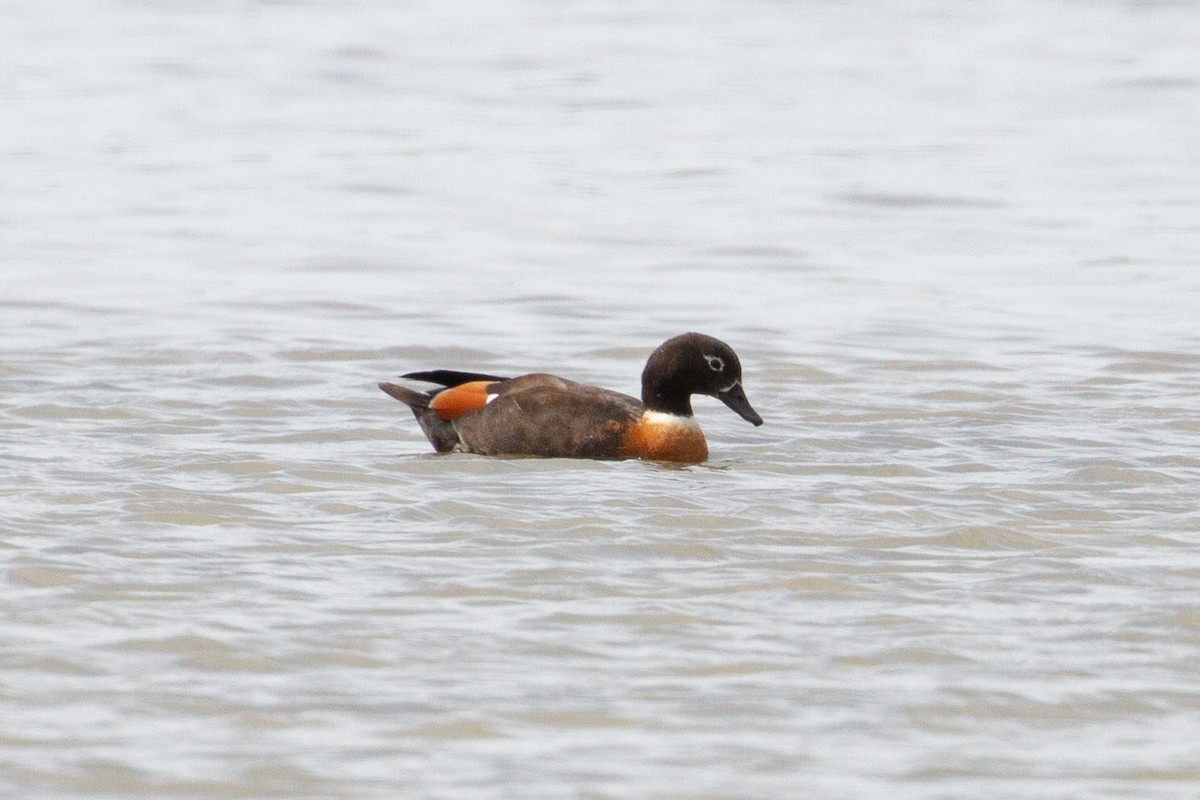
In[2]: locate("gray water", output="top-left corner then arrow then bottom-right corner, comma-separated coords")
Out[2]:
3,1 -> 1200,798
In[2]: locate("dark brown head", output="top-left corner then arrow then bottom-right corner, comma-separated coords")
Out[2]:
640,332 -> 763,425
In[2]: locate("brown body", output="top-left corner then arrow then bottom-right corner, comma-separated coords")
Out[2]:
380,375 -> 707,462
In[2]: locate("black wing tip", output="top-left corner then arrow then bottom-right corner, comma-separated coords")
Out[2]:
400,370 -> 508,387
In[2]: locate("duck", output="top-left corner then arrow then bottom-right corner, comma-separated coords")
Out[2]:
379,332 -> 762,463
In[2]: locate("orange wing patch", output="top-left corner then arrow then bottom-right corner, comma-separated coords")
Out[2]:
430,381 -> 495,421
618,414 -> 708,464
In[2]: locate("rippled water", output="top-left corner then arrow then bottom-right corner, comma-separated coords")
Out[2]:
4,1 -> 1200,798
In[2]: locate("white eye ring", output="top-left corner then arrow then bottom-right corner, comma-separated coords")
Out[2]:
705,354 -> 724,372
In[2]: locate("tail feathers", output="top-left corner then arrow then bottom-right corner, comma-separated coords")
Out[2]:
379,381 -> 460,453
401,370 -> 507,388
379,381 -> 431,409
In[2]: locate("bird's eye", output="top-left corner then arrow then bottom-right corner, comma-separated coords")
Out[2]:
705,354 -> 725,372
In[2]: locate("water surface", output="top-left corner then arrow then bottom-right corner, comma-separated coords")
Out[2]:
3,1 -> 1199,798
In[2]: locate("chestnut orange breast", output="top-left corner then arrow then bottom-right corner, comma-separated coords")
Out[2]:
617,412 -> 708,464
